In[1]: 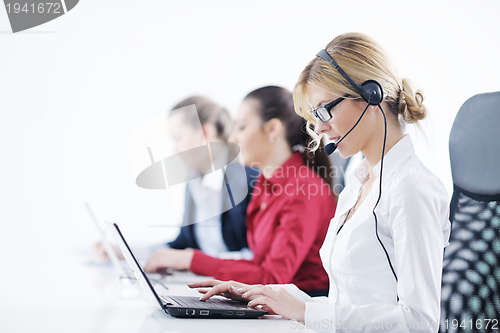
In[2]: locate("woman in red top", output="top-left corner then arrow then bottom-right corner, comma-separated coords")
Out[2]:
145,86 -> 336,296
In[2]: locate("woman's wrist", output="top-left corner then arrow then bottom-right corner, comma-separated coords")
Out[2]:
179,248 -> 194,270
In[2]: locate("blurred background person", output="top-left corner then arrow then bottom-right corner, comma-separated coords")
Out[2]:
95,96 -> 258,261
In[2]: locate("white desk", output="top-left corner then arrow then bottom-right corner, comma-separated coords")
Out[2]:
0,257 -> 311,333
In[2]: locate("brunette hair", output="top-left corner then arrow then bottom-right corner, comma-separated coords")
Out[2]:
245,85 -> 333,186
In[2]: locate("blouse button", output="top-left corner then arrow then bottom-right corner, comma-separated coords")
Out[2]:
260,202 -> 267,210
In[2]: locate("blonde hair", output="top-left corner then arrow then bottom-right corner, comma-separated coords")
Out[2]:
293,32 -> 426,150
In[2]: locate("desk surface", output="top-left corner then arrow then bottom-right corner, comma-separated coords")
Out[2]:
0,257 -> 310,333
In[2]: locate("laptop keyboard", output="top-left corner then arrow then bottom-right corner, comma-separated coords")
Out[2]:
165,296 -> 248,309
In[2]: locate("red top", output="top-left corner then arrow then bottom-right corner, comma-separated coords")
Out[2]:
190,152 -> 336,292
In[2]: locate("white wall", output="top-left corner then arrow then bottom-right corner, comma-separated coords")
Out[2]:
0,0 -> 499,281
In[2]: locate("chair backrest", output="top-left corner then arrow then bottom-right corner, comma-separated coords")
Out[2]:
449,91 -> 500,197
441,92 -> 500,332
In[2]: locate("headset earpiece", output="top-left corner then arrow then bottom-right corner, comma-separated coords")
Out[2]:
360,80 -> 383,105
316,49 -> 383,105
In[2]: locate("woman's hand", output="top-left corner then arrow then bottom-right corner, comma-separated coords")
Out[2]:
143,248 -> 194,272
239,285 -> 306,322
93,242 -> 123,262
189,280 -> 306,322
189,279 -> 259,302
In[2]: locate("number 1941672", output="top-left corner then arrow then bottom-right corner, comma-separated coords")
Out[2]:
6,3 -> 62,14
444,318 -> 498,330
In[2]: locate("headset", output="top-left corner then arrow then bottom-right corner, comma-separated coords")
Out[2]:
317,49 -> 383,155
316,49 -> 399,288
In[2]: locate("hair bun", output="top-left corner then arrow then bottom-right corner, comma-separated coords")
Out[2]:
398,78 -> 426,123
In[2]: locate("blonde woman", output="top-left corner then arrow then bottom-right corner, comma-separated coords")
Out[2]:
190,33 -> 451,332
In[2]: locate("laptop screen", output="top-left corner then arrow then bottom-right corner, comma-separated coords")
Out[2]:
85,202 -> 126,276
105,221 -> 164,308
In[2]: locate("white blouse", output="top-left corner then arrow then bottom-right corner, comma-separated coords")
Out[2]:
273,135 -> 451,332
189,170 -> 229,257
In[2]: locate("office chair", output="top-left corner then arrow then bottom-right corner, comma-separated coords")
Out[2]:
440,91 -> 500,333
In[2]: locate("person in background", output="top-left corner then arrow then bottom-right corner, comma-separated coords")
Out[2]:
95,96 -> 258,261
145,86 -> 337,297
164,96 -> 258,258
189,33 -> 451,333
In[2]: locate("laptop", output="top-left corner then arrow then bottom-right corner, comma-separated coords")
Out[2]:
85,201 -> 211,284
85,201 -> 128,276
105,221 -> 267,319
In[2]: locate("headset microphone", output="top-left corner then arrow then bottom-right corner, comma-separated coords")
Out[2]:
324,103 -> 371,155
324,142 -> 337,155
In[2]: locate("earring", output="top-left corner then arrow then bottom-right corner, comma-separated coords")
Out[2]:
268,136 -> 274,143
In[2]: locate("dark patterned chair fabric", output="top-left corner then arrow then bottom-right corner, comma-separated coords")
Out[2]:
440,92 -> 500,333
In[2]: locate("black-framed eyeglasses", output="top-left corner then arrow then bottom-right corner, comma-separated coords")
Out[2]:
312,94 -> 350,122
